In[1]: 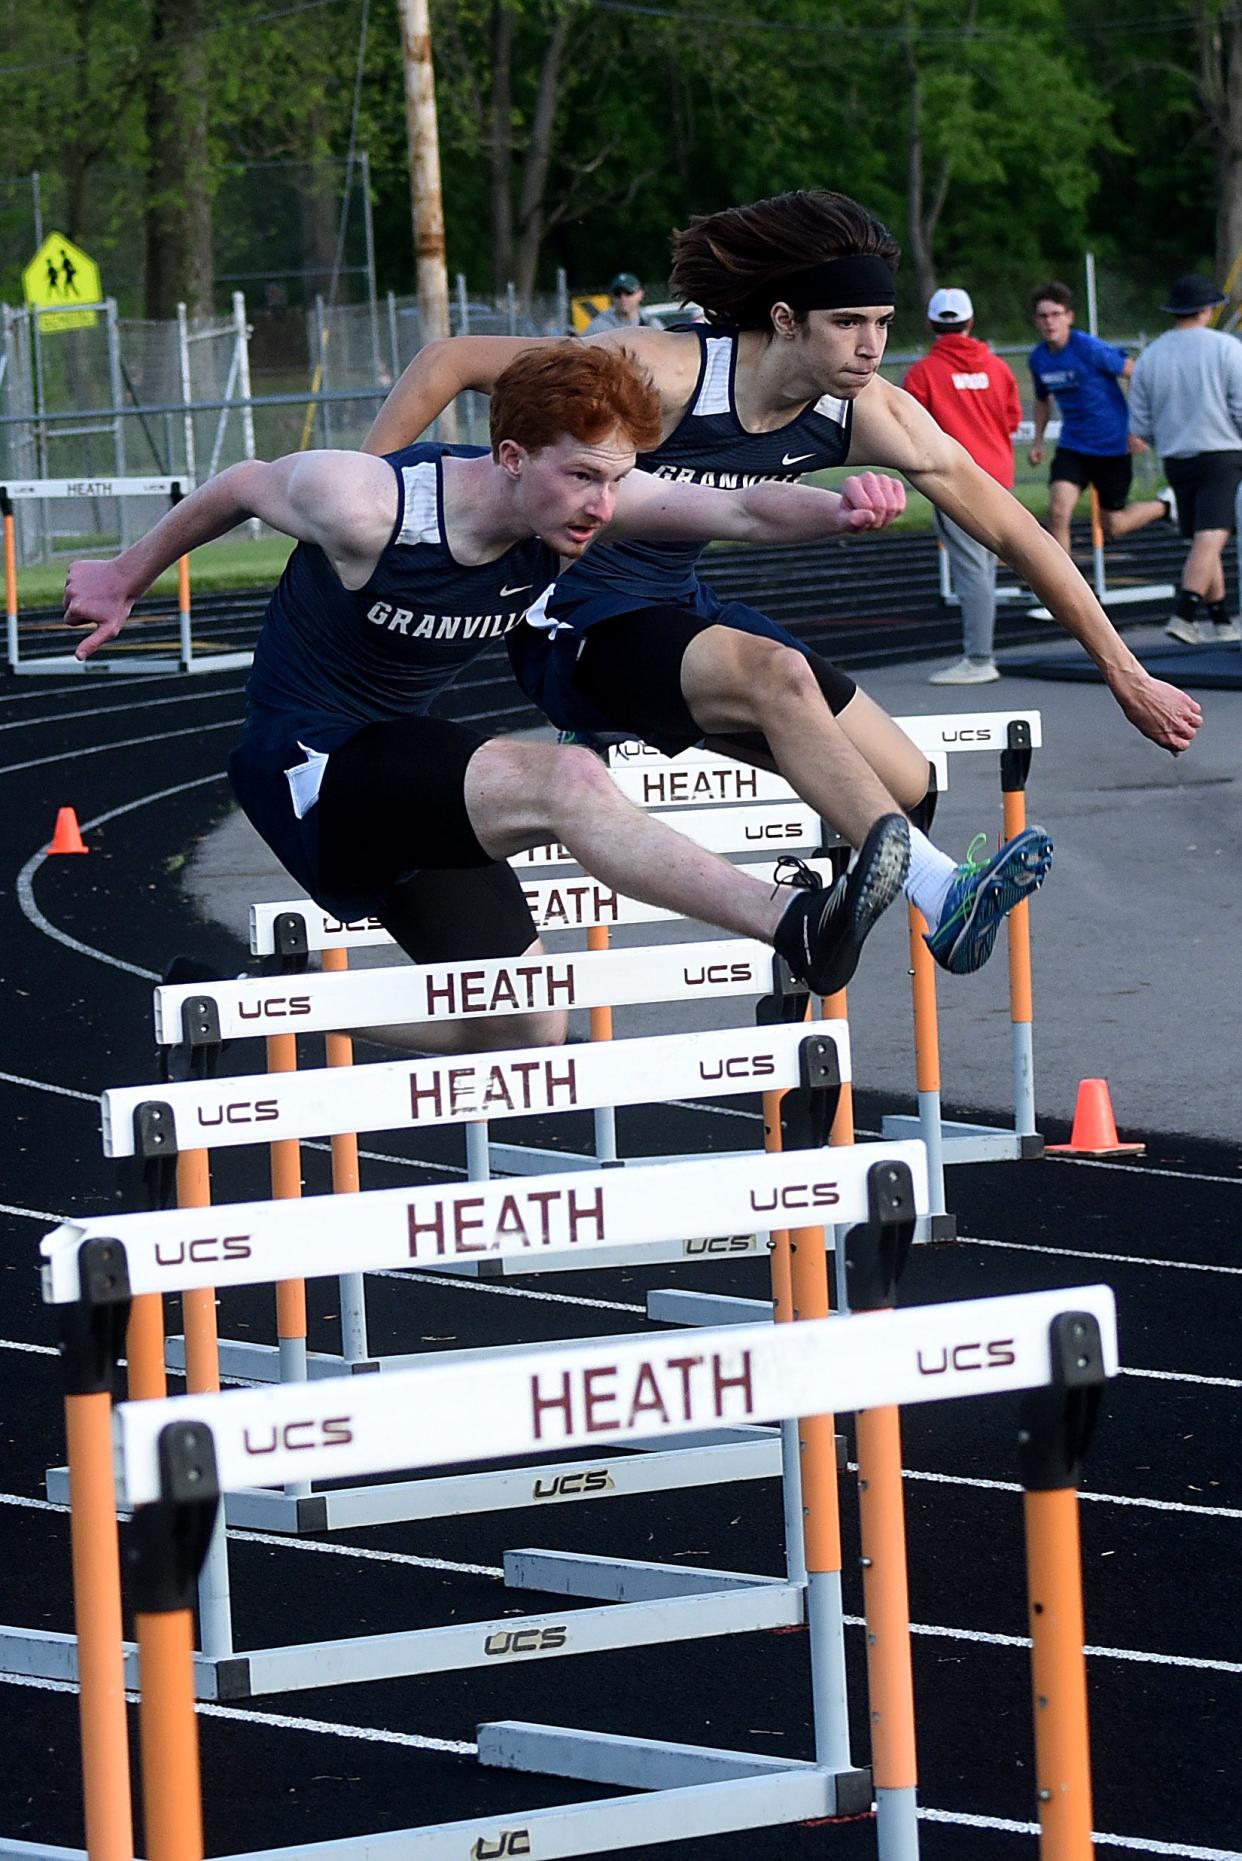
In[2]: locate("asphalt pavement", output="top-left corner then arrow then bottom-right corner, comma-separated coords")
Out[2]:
182,621 -> 1242,1144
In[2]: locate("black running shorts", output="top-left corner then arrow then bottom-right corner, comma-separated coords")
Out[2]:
1162,451 -> 1242,538
570,605 -> 857,758
1048,447 -> 1133,511
316,715 -> 537,962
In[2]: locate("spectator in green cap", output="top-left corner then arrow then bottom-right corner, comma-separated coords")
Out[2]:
584,271 -> 659,334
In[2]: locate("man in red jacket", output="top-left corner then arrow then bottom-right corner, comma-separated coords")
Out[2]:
903,288 -> 1023,684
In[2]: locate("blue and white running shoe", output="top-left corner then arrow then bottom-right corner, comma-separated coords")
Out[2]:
925,827 -> 1054,975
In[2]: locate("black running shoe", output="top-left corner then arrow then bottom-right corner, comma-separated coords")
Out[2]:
773,814 -> 910,996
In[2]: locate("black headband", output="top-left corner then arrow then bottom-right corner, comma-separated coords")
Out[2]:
714,254 -> 898,330
774,255 -> 898,311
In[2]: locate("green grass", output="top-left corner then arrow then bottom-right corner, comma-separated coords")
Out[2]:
802,467 -> 1053,534
17,460 -> 1150,602
15,534 -> 297,608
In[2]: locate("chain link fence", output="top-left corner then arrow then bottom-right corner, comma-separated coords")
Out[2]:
1,248 -> 1197,565
0,283 -> 574,563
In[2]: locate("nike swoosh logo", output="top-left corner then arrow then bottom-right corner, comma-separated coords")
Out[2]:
782,452 -> 815,466
499,584 -> 532,598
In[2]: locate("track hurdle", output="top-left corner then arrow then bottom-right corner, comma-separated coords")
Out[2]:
606,714 -> 1046,1196
41,1020 -> 892,1695
1026,484 -> 1176,620
1,475 -> 251,675
111,1274 -> 1117,1860
38,1129 -> 924,1848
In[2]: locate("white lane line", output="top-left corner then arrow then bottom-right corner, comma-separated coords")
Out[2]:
0,684 -> 245,735
886,1464 -> 1242,1524
306,1139 -> 464,1176
1048,1153 -> 1242,1189
6,1669 -> 1236,1852
372,1268 -> 645,1314
17,771 -> 228,980
4,1491 -> 1234,1678
0,670 -> 210,707
0,1671 -> 476,1754
0,1071 -> 96,1103
1123,1366 -> 1242,1391
964,1234 -> 1242,1279
0,714 -> 240,778
917,1808 -> 1242,1860
667,1098 -> 763,1122
0,1202 -> 65,1224
850,1615 -> 1242,1678
0,1492 -> 505,1577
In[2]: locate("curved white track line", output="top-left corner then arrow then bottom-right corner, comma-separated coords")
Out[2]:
0,682 -> 246,736
0,714 -> 239,778
16,772 -> 228,980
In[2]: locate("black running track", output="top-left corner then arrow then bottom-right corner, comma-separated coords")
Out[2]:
1,542 -> 1239,1860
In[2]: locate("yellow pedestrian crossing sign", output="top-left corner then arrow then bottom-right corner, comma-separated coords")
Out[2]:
22,233 -> 102,332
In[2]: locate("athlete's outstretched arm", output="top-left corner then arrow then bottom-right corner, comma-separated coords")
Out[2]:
362,336 -> 550,454
64,452 -> 396,659
607,468 -> 905,545
849,378 -> 1203,755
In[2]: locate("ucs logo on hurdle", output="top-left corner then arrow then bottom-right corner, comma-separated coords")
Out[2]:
243,1417 -> 354,1455
532,1468 -> 615,1499
483,1625 -> 569,1656
471,1833 -> 532,1859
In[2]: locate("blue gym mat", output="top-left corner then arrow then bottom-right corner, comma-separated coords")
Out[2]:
1000,641 -> 1242,690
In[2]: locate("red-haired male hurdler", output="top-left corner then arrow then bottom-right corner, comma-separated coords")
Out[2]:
67,342 -> 983,1050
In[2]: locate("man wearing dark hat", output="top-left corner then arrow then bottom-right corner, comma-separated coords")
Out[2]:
903,286 -> 1023,684
1128,273 -> 1242,644
583,272 -> 658,335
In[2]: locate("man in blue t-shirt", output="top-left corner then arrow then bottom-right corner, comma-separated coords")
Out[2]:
1027,280 -> 1173,554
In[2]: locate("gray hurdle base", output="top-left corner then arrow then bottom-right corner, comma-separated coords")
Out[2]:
36,1026 -> 885,1710
110,1278 -> 1117,1861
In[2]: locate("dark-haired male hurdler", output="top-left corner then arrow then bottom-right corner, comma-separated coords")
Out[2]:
367,190 -> 1211,994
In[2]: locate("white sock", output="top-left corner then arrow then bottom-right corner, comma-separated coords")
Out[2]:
904,825 -> 958,926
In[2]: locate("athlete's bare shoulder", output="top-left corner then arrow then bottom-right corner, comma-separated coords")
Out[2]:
847,374 -> 951,474
583,323 -> 702,421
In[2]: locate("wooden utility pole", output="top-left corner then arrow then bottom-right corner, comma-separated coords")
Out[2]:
397,0 -> 457,435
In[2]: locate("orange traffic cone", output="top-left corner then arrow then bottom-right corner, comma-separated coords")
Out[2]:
47,806 -> 89,855
1047,1078 -> 1144,1157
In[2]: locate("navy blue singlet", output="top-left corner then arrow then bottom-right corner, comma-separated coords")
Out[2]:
229,442 -> 556,917
510,330 -> 852,735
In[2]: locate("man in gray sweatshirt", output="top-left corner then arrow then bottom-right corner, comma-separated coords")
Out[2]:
1128,273 -> 1242,644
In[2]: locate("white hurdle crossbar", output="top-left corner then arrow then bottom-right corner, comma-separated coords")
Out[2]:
114,1279 -> 1117,1860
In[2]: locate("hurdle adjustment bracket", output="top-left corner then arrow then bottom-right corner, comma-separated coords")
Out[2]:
124,1422 -> 221,1615
177,995 -> 223,1051
1017,1312 -> 1106,1491
841,1159 -> 917,1312
272,911 -> 310,962
1001,718 -> 1033,792
779,1034 -> 841,1150
57,1237 -> 132,1395
756,955 -> 810,1025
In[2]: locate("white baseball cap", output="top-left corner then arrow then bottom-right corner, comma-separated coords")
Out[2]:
928,287 -> 973,325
